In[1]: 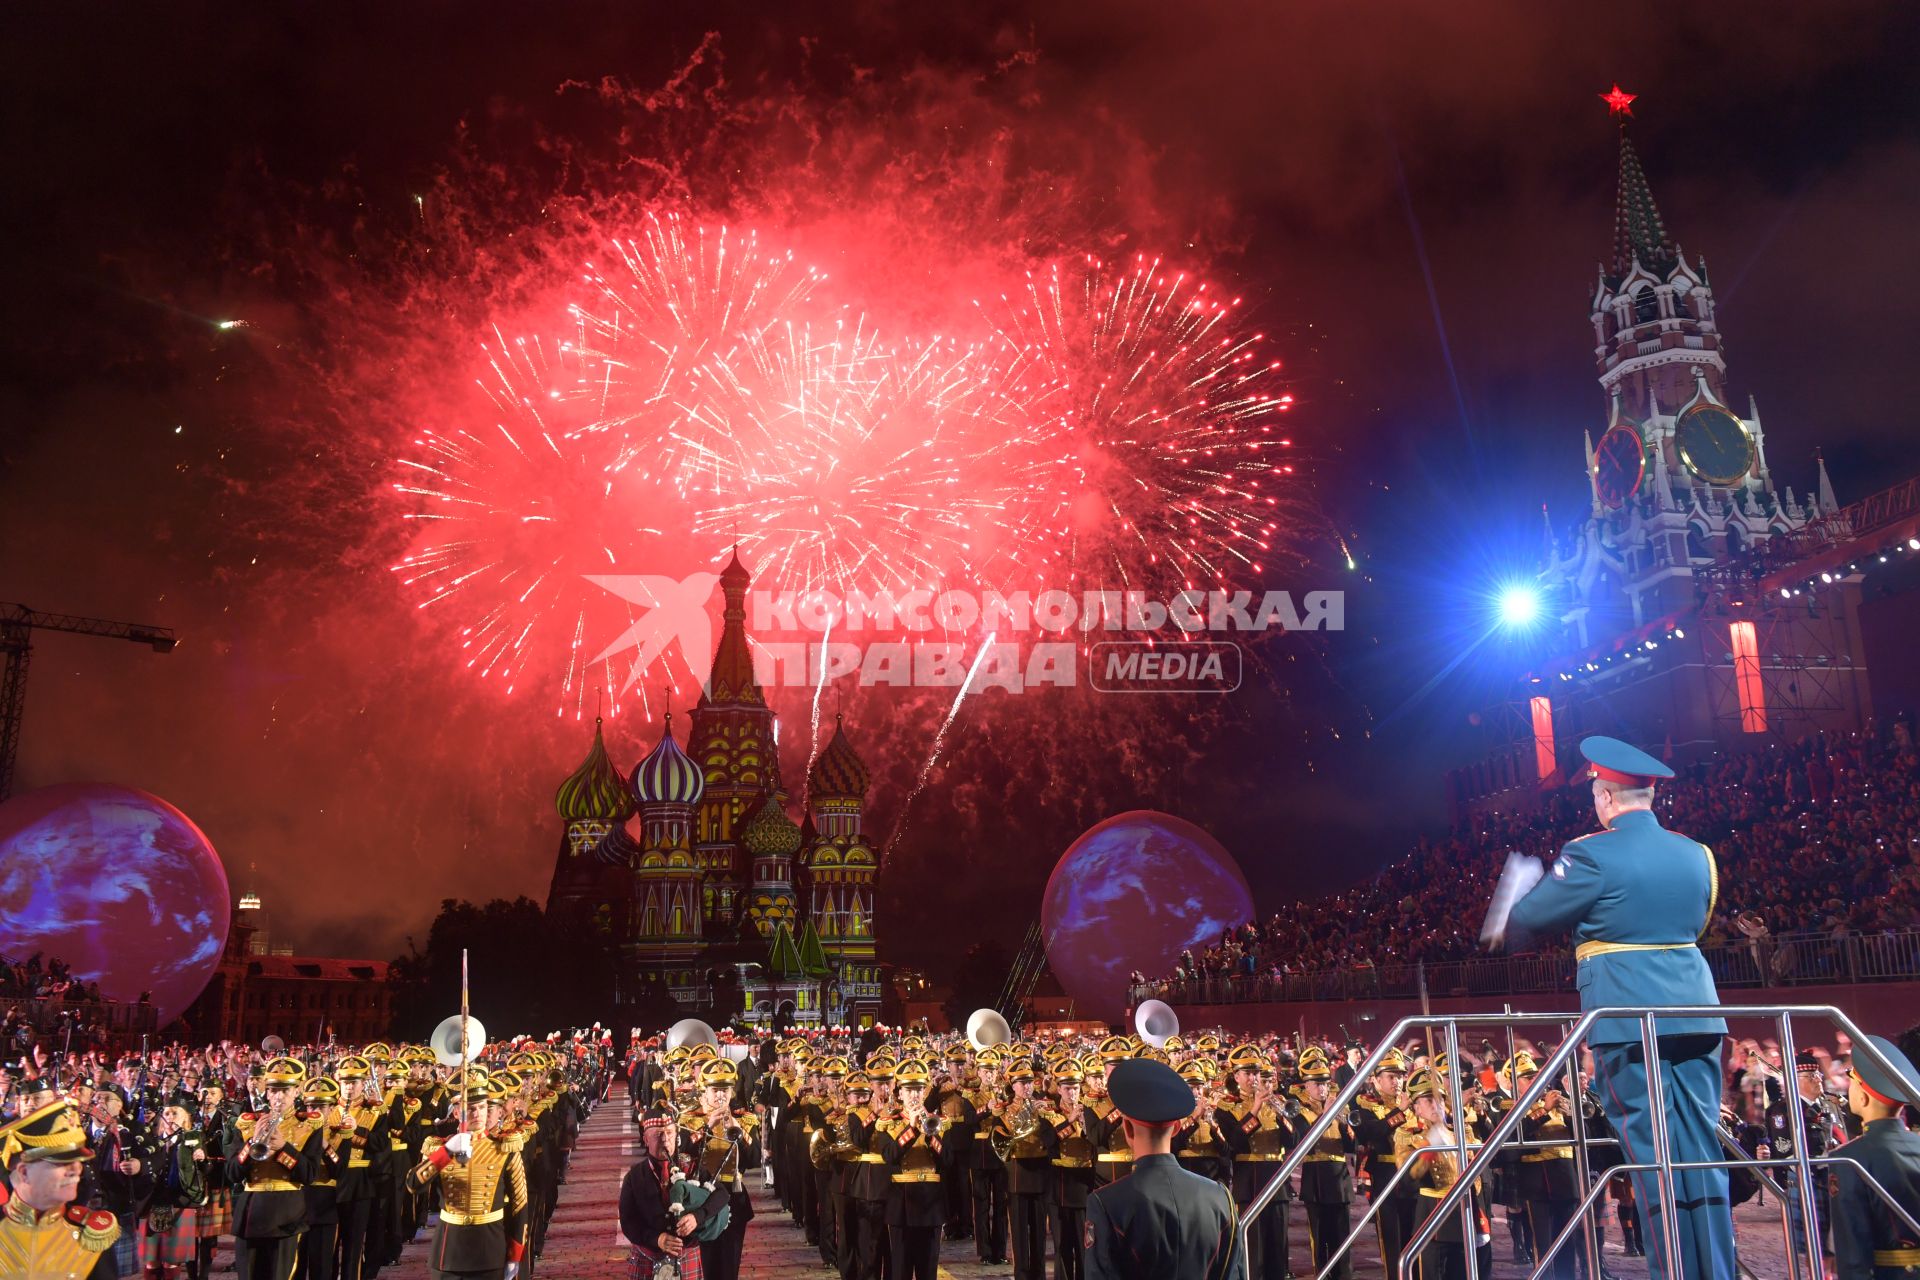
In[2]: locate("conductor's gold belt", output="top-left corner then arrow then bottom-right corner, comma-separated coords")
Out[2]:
1419,1187 -> 1452,1198
1095,1154 -> 1132,1163
438,1207 -> 504,1226
1235,1154 -> 1287,1162
247,1179 -> 301,1192
1521,1148 -> 1575,1162
1873,1249 -> 1920,1266
1301,1154 -> 1347,1163
1575,940 -> 1696,963
1051,1159 -> 1092,1168
892,1171 -> 941,1183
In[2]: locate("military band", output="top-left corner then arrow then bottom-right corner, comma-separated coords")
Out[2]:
10,1007 -> 1919,1280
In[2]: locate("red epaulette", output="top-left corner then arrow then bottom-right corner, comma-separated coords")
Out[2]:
64,1203 -> 117,1232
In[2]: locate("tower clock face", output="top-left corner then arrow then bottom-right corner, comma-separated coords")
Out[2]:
1593,425 -> 1645,510
1675,403 -> 1755,486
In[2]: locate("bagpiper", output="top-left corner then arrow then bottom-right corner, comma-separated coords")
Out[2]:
138,1089 -> 209,1280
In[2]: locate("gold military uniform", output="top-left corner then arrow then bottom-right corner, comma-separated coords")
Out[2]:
0,1200 -> 120,1280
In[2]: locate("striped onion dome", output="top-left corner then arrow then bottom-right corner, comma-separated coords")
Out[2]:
555,719 -> 637,822
807,716 -> 869,800
740,792 -> 802,858
632,713 -> 705,807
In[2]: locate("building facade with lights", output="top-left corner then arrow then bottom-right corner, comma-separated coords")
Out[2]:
1453,99 -> 1886,814
544,550 -> 883,1029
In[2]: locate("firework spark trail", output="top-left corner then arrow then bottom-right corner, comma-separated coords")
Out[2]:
882,631 -> 998,865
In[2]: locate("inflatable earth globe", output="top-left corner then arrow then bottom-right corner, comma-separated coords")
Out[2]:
0,783 -> 229,1025
1041,809 -> 1252,1023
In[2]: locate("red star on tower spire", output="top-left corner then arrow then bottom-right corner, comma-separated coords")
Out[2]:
1600,83 -> 1637,119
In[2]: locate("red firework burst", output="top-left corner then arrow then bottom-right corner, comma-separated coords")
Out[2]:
986,253 -> 1301,593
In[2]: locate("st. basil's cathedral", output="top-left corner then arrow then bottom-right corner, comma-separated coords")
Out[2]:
542,551 -> 882,1028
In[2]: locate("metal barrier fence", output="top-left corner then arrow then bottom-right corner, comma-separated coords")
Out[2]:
1234,1003 -> 1915,1280
1130,927 -> 1920,1007
1,994 -> 159,1036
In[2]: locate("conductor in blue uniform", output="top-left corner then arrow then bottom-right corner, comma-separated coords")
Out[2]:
1500,735 -> 1735,1280
1084,1058 -> 1246,1280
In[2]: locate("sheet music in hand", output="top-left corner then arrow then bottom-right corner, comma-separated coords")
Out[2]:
1479,851 -> 1546,948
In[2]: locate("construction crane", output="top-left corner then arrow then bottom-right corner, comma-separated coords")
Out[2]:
0,603 -> 178,802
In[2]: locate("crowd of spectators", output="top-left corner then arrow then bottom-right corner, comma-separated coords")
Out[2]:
1148,722 -> 1920,989
1,951 -> 108,1004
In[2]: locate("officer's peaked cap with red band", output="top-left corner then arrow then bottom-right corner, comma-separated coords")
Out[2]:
1572,736 -> 1675,788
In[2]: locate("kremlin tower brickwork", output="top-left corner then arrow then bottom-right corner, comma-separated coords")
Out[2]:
544,551 -> 881,1028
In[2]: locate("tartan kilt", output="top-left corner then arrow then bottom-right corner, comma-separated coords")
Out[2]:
198,1186 -> 233,1236
628,1245 -> 703,1280
142,1207 -> 206,1267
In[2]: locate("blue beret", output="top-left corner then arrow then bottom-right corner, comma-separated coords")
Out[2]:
1107,1057 -> 1193,1124
1574,735 -> 1674,787
1854,1035 -> 1920,1107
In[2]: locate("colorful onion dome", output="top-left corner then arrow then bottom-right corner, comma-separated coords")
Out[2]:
740,792 -> 803,858
632,713 -> 705,807
556,719 -> 638,822
807,715 -> 869,800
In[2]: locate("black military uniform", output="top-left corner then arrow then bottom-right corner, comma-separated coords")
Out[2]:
1046,1067 -> 1100,1280
1399,1067 -> 1487,1280
1217,1046 -> 1297,1280
1084,1058 -> 1246,1280
300,1075 -> 349,1280
810,1061 -> 850,1270
1292,1046 -> 1354,1280
964,1052 -> 1010,1265
336,1056 -> 392,1280
683,1056 -> 761,1280
932,1047 -> 978,1241
872,1060 -> 956,1280
995,1060 -> 1060,1280
786,1059 -> 828,1248
1512,1055 -> 1583,1280
1352,1048 -> 1416,1280
1171,1060 -> 1229,1185
227,1056 -> 324,1280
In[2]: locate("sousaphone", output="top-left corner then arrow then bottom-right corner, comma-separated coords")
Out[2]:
431,1014 -> 487,1067
965,1008 -> 1012,1050
1134,999 -> 1179,1048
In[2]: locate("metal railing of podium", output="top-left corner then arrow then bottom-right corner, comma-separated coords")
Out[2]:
1133,927 -> 1920,1006
1236,1003 -> 1920,1280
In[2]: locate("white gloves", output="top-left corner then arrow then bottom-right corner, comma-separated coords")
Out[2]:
445,1132 -> 473,1162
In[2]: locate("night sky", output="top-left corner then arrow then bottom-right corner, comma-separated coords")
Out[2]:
5,2 -> 1919,969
